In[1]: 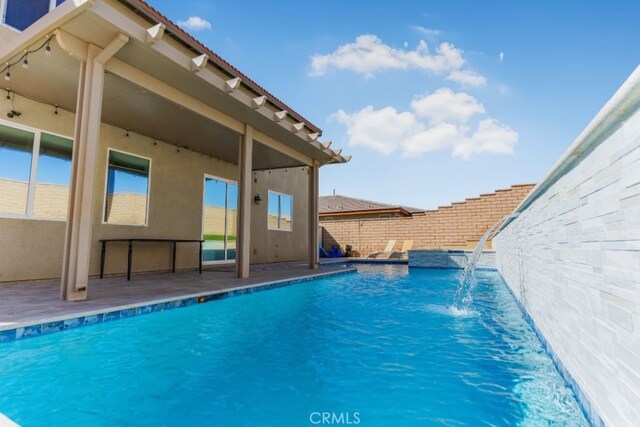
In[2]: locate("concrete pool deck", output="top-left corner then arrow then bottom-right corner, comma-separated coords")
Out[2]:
0,262 -> 355,332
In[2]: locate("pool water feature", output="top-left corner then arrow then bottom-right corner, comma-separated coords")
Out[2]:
0,266 -> 587,426
453,214 -> 518,311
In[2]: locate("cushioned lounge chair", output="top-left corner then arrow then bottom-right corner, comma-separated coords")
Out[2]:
367,240 -> 396,259
389,240 -> 414,259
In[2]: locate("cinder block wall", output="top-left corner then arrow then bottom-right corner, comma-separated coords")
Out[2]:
494,105 -> 640,426
321,184 -> 534,256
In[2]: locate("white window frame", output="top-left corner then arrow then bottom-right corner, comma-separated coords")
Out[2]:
102,148 -> 152,227
267,190 -> 293,232
201,173 -> 238,265
0,0 -> 59,32
0,118 -> 73,221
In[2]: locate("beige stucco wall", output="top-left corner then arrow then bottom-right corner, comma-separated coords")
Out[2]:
89,123 -> 237,278
0,24 -> 17,45
250,168 -> 310,263
0,94 -> 76,282
0,95 -> 311,282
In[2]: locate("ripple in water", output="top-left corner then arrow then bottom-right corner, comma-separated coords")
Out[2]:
0,266 -> 587,426
422,303 -> 477,317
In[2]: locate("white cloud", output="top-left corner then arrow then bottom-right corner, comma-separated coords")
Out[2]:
411,25 -> 441,39
497,84 -> 511,95
177,16 -> 212,31
452,118 -> 517,159
499,52 -> 505,62
333,88 -> 517,159
332,107 -> 420,155
446,69 -> 487,87
402,123 -> 462,156
310,34 -> 465,78
411,88 -> 485,124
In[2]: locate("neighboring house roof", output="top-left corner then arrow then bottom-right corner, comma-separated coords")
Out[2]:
319,195 -> 424,215
120,0 -> 322,136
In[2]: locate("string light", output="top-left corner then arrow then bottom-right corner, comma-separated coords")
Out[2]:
0,35 -> 54,80
5,90 -> 10,101
54,104 -> 58,115
125,128 -> 130,137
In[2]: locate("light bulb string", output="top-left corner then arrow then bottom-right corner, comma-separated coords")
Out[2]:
5,87 -> 62,115
1,35 -> 54,75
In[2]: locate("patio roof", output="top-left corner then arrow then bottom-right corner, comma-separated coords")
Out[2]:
0,0 -> 349,169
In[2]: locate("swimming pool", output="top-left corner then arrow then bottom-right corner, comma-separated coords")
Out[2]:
0,266 -> 587,426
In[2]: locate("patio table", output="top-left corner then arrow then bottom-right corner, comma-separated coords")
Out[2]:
99,239 -> 204,281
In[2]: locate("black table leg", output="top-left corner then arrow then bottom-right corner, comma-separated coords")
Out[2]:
172,241 -> 177,273
199,241 -> 203,274
127,240 -> 133,281
100,241 -> 106,279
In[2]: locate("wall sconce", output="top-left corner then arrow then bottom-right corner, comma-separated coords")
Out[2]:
254,194 -> 262,204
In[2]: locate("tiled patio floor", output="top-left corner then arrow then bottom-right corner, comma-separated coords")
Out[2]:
0,262 -> 355,330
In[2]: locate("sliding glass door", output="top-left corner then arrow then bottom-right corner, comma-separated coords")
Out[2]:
202,176 -> 237,263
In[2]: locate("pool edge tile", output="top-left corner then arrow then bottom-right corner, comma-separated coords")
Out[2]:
0,268 -> 357,344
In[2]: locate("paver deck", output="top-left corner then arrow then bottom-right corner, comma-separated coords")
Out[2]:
0,262 -> 355,330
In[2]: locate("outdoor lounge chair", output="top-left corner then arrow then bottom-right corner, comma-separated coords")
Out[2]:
389,240 -> 414,259
367,240 -> 396,259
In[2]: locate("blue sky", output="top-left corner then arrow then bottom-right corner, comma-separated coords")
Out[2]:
150,0 -> 640,209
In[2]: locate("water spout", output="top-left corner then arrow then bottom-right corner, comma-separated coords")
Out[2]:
452,213 -> 518,311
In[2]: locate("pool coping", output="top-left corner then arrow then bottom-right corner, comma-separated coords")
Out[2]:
0,268 -> 357,342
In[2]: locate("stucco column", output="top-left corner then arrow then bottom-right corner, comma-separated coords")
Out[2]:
60,45 -> 104,301
60,35 -> 128,301
308,160 -> 320,269
236,124 -> 253,278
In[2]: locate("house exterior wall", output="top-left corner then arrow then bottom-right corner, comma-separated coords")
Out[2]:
0,96 -> 310,282
250,168 -> 310,264
0,23 -> 16,44
321,184 -> 534,256
493,101 -> 640,426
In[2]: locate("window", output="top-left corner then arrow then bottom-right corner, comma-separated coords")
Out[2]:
0,121 -> 73,219
103,150 -> 150,226
378,214 -> 392,219
267,191 -> 292,231
2,0 -> 62,31
34,132 -> 73,219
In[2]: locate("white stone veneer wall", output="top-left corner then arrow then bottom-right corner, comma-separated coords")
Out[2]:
408,250 -> 496,269
494,104 -> 640,426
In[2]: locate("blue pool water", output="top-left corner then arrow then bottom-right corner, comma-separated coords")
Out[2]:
0,266 -> 587,426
